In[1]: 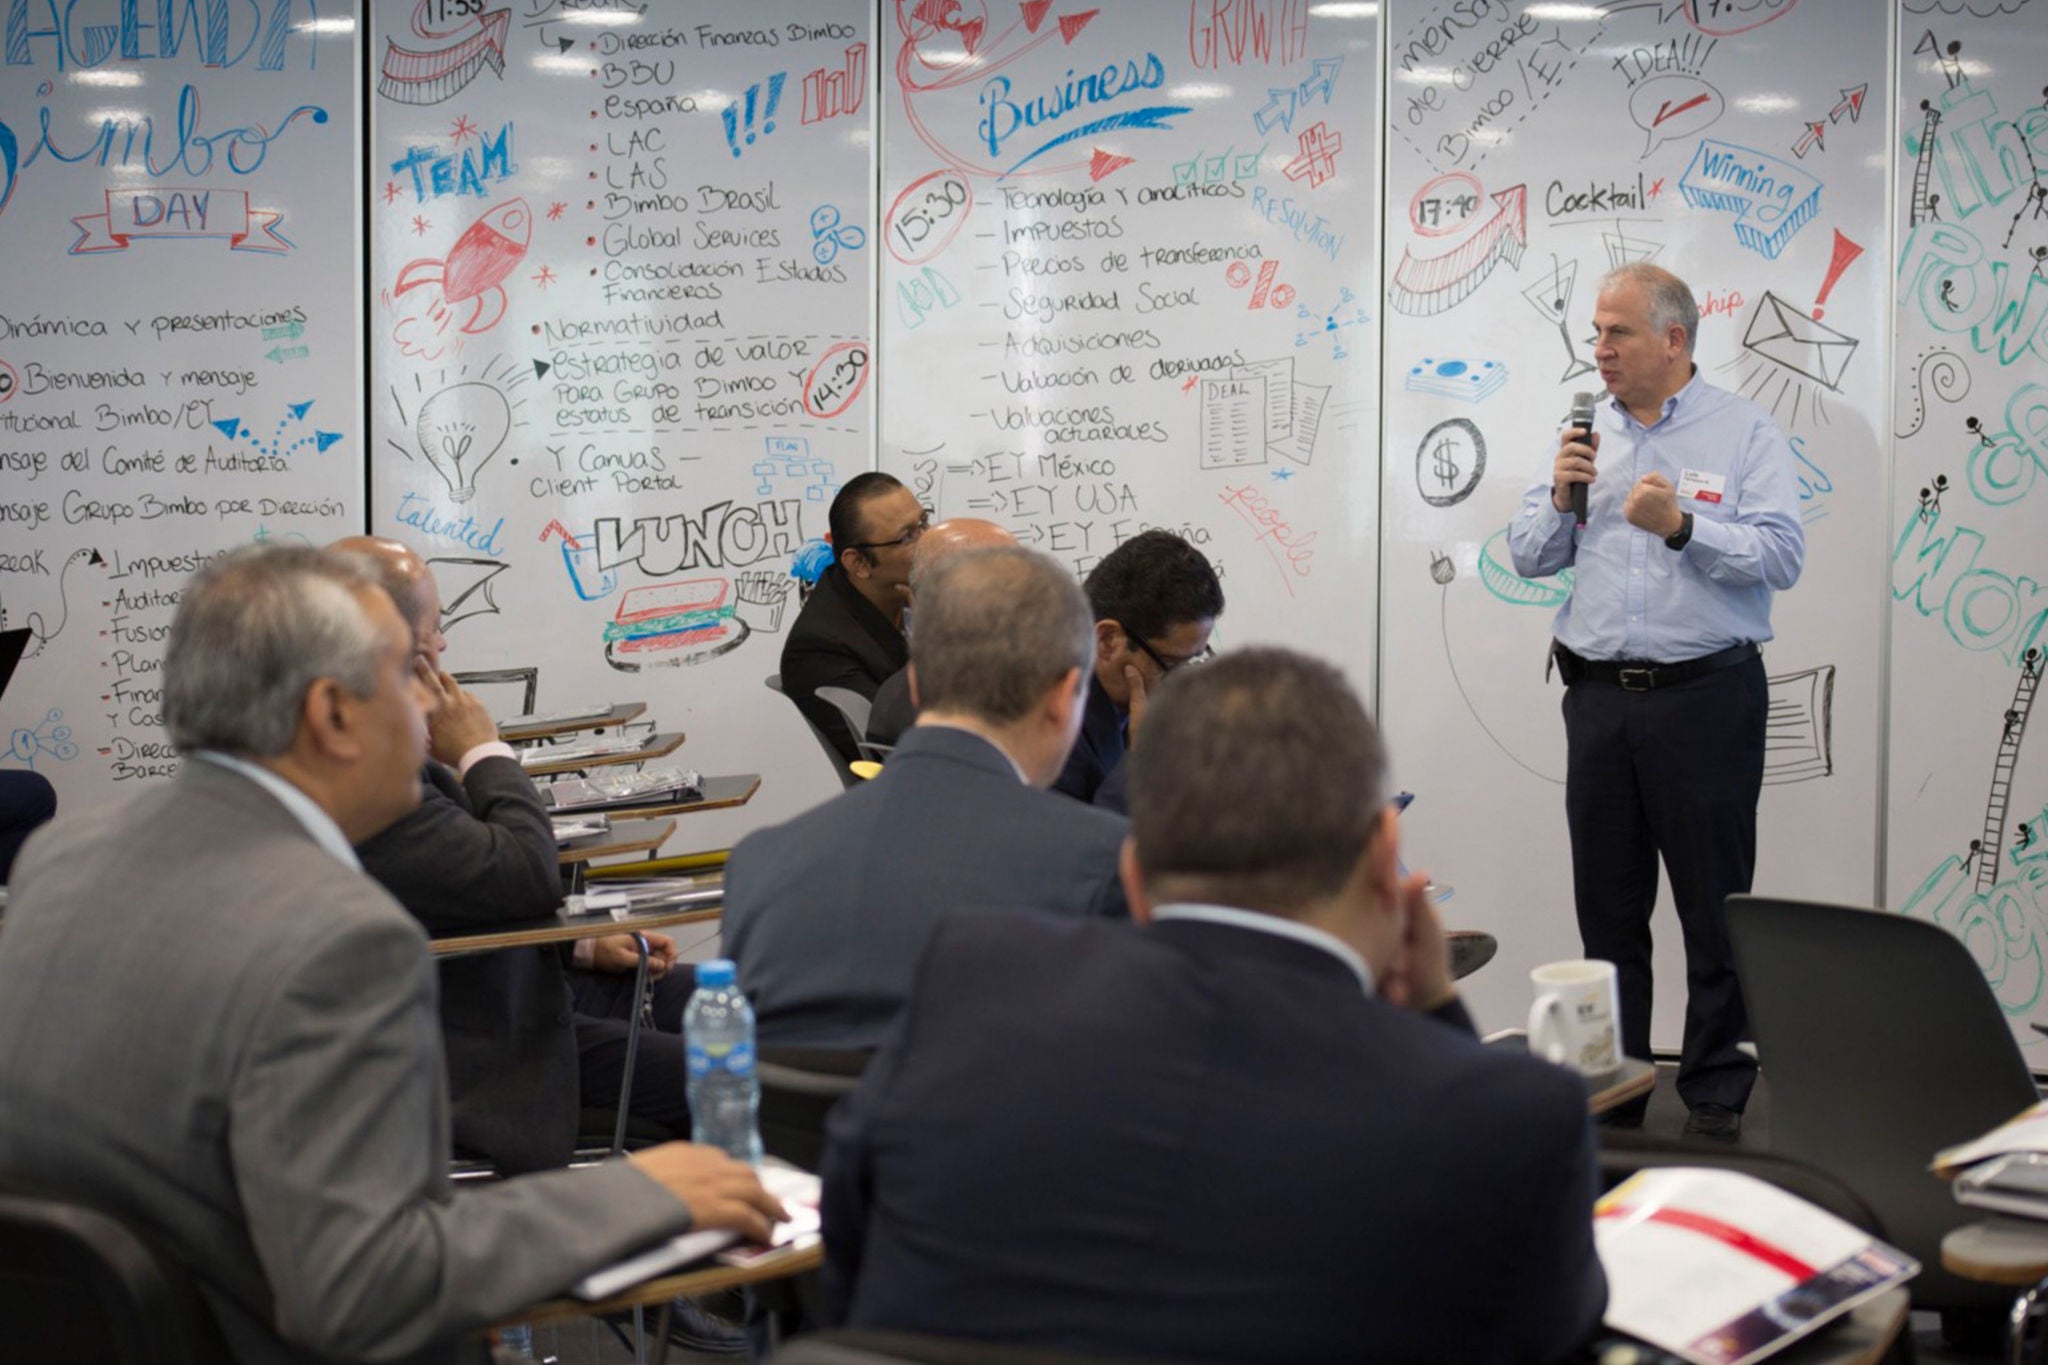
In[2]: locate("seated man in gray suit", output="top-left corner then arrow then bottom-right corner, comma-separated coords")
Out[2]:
0,545 -> 783,1365
340,536 -> 693,1177
724,546 -> 1128,1050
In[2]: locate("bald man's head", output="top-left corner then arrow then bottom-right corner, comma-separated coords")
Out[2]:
908,518 -> 1017,596
328,535 -> 444,660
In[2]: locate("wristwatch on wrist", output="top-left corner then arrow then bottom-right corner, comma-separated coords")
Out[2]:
1664,511 -> 1694,551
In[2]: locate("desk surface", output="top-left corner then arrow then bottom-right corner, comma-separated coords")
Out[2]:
521,731 -> 685,779
503,1240 -> 822,1329
1588,1058 -> 1656,1117
594,773 -> 761,819
1943,1215 -> 2048,1285
500,702 -> 648,744
556,818 -> 675,866
429,883 -> 722,957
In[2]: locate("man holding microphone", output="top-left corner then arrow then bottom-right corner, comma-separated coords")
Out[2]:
1508,263 -> 1805,1140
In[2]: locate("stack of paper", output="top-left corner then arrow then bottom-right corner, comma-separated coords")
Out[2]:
571,1162 -> 821,1300
1594,1167 -> 1917,1365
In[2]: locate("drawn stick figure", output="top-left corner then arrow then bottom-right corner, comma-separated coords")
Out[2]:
2033,246 -> 2048,283
1967,416 -> 1994,448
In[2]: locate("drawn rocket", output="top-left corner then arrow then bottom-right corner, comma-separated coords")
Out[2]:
393,198 -> 530,335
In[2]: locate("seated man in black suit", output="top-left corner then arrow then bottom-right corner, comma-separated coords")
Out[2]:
339,537 -> 694,1177
1051,528 -> 1223,813
864,516 -> 1016,749
725,546 -> 1128,1050
781,472 -> 926,767
823,648 -> 1607,1364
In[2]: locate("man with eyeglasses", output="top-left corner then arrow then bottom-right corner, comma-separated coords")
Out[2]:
1053,530 -> 1224,813
781,473 -> 932,769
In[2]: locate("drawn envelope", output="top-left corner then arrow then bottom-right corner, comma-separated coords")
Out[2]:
1742,292 -> 1858,391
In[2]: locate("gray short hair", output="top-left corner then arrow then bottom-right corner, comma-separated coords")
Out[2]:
911,547 -> 1094,723
165,545 -> 386,758
1128,648 -> 1387,914
1601,262 -> 1698,352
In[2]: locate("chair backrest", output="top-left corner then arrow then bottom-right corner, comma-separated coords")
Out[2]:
1598,1136 -> 1889,1236
767,674 -> 863,791
0,1190 -> 229,1364
758,1046 -> 872,1172
1727,894 -> 2040,1308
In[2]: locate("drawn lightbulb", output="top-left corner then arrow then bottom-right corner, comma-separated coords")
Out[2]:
414,382 -> 510,504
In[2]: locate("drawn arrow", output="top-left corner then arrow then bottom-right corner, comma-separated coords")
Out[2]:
1829,84 -> 1867,124
555,35 -> 572,54
287,400 -> 313,420
1792,120 -> 1825,158
533,359 -> 551,381
1298,56 -> 1342,105
264,344 -> 309,363
313,431 -> 343,452
1057,8 -> 1097,42
1020,0 -> 1052,32
1088,148 -> 1134,181
213,418 -> 243,440
539,519 -> 582,550
1388,185 -> 1527,317
1254,88 -> 1297,135
261,319 -> 305,342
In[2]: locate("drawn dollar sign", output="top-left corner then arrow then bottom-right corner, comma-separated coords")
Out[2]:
1432,435 -> 1461,489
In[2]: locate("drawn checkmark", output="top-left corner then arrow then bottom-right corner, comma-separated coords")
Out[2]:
1651,94 -> 1713,128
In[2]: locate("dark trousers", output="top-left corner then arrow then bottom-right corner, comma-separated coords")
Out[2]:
1563,655 -> 1766,1113
570,963 -> 697,1138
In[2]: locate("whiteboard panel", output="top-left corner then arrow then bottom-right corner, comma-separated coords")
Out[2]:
1885,0 -> 2048,1058
876,0 -> 1382,688
368,0 -> 878,836
0,2 -> 362,816
1376,0 -> 1892,1043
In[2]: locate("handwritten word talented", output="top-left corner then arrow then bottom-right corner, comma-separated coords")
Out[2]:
978,54 -> 1183,173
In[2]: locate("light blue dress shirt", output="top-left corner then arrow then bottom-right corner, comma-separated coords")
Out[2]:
1506,370 -> 1805,663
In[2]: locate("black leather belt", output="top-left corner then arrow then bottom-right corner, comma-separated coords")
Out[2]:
1553,641 -> 1759,692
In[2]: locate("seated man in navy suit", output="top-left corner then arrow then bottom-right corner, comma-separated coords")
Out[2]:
1051,528 -> 1223,813
723,545 -> 1128,1050
822,648 -> 1607,1364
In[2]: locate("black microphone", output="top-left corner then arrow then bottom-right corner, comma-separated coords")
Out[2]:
1566,391 -> 1598,527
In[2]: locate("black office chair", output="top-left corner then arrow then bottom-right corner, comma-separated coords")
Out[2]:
759,1047 -> 872,1172
1727,895 -> 2039,1320
768,674 -> 864,791
0,1189 -> 229,1364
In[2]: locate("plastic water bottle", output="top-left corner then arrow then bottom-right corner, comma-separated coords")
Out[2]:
685,959 -> 763,1163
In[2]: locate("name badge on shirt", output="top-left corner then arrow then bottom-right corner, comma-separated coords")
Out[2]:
1676,468 -> 1727,504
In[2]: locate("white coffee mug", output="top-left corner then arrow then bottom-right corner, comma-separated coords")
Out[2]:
1527,959 -> 1621,1077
